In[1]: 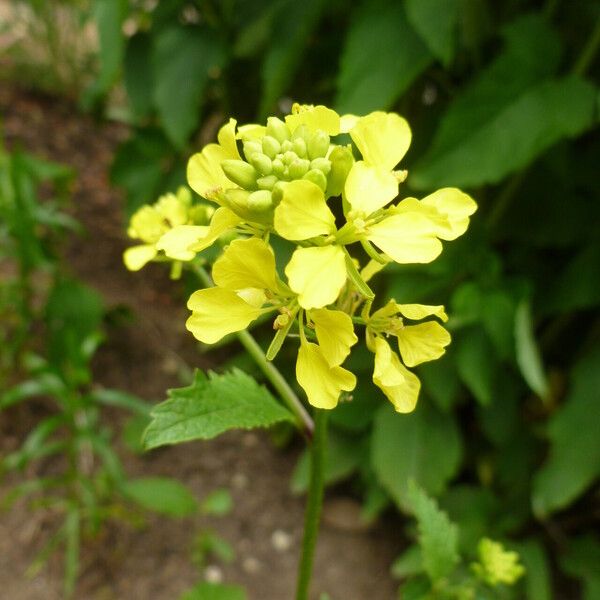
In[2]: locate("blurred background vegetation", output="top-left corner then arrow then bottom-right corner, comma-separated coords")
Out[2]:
1,0 -> 599,598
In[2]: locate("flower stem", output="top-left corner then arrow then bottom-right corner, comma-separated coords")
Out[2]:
296,408 -> 328,600
190,262 -> 314,438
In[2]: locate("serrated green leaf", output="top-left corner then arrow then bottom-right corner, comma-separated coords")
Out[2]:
514,300 -> 549,398
391,545 -> 423,579
180,581 -> 247,600
405,0 -> 459,66
407,482 -> 460,582
259,0 -> 326,119
532,345 -> 600,517
371,402 -> 462,510
335,0 -> 432,114
122,477 -> 198,517
143,369 -> 295,449
153,26 -> 226,148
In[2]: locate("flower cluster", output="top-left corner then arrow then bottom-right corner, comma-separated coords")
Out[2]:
124,104 -> 477,412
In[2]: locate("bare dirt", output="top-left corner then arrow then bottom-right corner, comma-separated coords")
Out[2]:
0,88 -> 400,600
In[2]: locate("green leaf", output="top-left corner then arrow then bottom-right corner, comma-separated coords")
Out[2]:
454,327 -> 497,406
532,345 -> 600,517
83,0 -> 127,108
91,388 -> 151,416
259,0 -> 326,119
201,489 -> 233,516
153,26 -> 226,148
122,477 -> 198,517
371,401 -> 462,510
560,536 -> 600,600
124,33 -> 155,120
514,539 -> 552,600
180,582 -> 247,600
143,369 -> 295,449
514,300 -> 549,398
335,0 -> 432,114
405,0 -> 459,66
391,545 -> 423,579
407,482 -> 460,583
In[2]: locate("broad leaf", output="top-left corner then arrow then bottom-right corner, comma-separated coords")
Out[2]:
371,401 -> 462,510
259,0 -> 326,119
405,0 -> 459,66
514,539 -> 552,600
407,482 -> 459,582
532,345 -> 600,516
144,369 -> 295,449
124,33 -> 155,120
560,536 -> 600,600
153,26 -> 226,148
335,0 -> 432,114
122,477 -> 198,517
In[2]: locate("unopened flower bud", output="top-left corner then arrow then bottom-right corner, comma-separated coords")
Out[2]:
272,158 -> 285,177
288,158 -> 310,179
189,204 -> 215,225
310,157 -> 331,175
250,153 -> 273,176
224,189 -> 251,212
247,190 -> 273,213
283,150 -> 297,165
221,159 -> 258,190
307,130 -> 330,159
266,117 -> 290,143
326,145 -> 354,197
291,137 -> 307,158
243,141 -> 262,161
291,124 -> 309,141
257,175 -> 278,190
280,140 -> 293,153
271,181 -> 286,205
262,135 -> 280,159
303,168 -> 327,192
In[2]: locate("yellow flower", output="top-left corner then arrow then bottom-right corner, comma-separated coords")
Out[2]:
123,187 -> 206,271
472,538 -> 525,586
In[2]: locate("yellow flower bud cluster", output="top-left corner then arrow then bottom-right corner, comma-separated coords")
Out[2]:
125,104 -> 478,412
471,538 -> 525,586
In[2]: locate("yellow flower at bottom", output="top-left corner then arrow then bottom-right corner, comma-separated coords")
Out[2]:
296,341 -> 356,409
372,337 -> 420,413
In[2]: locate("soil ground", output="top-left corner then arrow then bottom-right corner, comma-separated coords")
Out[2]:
0,87 -> 400,600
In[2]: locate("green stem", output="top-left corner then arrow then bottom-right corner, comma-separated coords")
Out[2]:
295,409 -> 328,600
190,263 -> 314,438
572,17 -> 600,77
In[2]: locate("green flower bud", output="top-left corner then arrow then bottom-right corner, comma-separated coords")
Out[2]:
281,166 -> 290,180
288,158 -> 310,179
262,135 -> 281,159
223,188 -> 250,212
310,157 -> 331,175
221,159 -> 258,190
327,145 -> 354,197
250,153 -> 273,176
257,175 -> 278,190
280,140 -> 293,153
272,158 -> 285,177
307,130 -> 330,160
266,117 -> 290,143
271,181 -> 286,206
283,150 -> 297,165
292,137 -> 307,158
291,124 -> 309,141
243,141 -> 262,161
303,168 -> 327,192
189,204 -> 215,225
247,190 -> 273,213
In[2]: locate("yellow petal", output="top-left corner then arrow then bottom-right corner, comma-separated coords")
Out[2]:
421,188 -> 477,240
186,288 -> 264,344
350,112 -> 412,170
296,342 -> 356,409
367,212 -> 442,264
372,337 -> 420,413
189,207 -> 242,252
344,161 -> 398,215
309,308 -> 357,367
128,206 -> 166,243
340,114 -> 359,133
396,321 -> 451,367
123,244 -> 157,271
237,123 -> 266,141
212,237 -> 280,292
285,104 -> 341,135
157,225 -> 208,260
236,287 -> 267,307
274,180 -> 336,240
285,245 -> 347,309
396,303 -> 448,323
217,118 -> 241,160
187,144 -> 233,201
155,192 -> 188,227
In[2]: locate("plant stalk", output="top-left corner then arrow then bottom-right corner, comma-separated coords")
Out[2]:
295,408 -> 328,600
